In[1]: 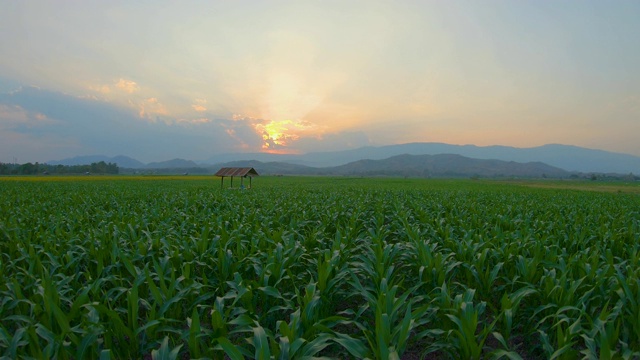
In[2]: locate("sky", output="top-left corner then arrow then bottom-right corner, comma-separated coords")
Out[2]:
1,1 -> 639,163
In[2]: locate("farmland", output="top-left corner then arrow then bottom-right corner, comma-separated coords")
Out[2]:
1,176 -> 639,359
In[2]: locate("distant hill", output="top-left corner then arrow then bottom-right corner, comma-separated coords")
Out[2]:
50,142 -> 640,174
217,154 -> 569,178
145,158 -> 199,169
325,154 -> 568,178
110,155 -> 146,168
201,142 -> 640,174
217,160 -> 319,175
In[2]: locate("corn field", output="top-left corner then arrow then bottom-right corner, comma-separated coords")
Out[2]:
1,176 -> 639,359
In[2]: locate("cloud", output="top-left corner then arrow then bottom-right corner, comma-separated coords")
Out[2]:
0,101 -> 81,163
231,114 -> 326,152
0,104 -> 33,128
90,84 -> 111,94
192,98 -> 207,112
115,78 -> 139,93
192,104 -> 207,112
138,97 -> 168,120
87,80 -> 174,123
230,112 -> 372,154
0,86 -> 266,162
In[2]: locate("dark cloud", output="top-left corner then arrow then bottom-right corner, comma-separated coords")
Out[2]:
0,76 -> 25,94
0,86 -> 264,162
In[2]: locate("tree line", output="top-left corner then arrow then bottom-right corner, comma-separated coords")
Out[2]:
0,161 -> 119,175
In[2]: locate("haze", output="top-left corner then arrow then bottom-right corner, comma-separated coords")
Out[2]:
1,1 -> 639,163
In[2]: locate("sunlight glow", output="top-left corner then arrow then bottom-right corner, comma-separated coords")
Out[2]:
256,120 -> 299,149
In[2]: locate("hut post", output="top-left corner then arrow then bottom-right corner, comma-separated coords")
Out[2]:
220,176 -> 224,189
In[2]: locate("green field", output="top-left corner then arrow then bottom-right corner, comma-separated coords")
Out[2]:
1,176 -> 639,359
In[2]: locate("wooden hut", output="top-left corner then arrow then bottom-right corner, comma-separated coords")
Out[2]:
214,167 -> 259,189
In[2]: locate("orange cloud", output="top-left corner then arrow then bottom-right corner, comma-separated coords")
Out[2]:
0,105 -> 55,129
115,78 -> 139,93
0,105 -> 29,127
89,84 -> 111,94
138,97 -> 168,120
232,114 -> 251,121
219,123 -> 252,150
253,118 -> 319,151
191,98 -> 207,112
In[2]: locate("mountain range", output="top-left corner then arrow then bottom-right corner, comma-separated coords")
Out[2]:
222,154 -> 569,178
201,143 -> 640,174
48,142 -> 640,176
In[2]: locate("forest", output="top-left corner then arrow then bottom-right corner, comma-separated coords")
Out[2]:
0,161 -> 119,175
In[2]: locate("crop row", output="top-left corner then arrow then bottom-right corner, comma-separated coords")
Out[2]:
1,178 -> 639,359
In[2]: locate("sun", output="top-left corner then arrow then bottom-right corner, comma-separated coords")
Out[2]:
255,119 -> 307,153
263,121 -> 288,146
236,113 -> 318,153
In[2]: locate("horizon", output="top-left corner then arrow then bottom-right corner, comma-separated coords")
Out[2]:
2,1 -> 640,163
5,140 -> 640,175
43,141 -> 640,165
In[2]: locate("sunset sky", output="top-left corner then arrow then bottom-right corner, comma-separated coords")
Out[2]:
1,1 -> 639,163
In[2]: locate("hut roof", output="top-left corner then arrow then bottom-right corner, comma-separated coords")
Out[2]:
214,167 -> 259,177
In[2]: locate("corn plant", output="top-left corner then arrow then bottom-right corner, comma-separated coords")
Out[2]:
1,176 -> 639,358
